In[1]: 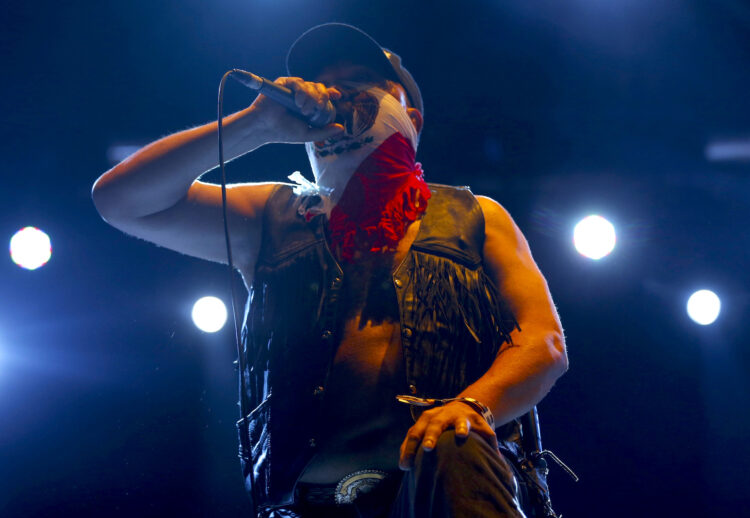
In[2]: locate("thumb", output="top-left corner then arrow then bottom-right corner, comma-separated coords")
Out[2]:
306,123 -> 345,142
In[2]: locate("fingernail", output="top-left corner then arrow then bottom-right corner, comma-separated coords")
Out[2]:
423,440 -> 434,449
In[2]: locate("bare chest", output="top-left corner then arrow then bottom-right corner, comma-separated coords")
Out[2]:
335,218 -> 420,344
323,220 -> 421,415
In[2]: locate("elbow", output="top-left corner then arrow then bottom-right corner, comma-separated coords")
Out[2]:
91,178 -> 106,215
91,172 -> 132,223
547,328 -> 568,378
91,178 -> 109,219
91,178 -> 116,223
515,317 -> 569,380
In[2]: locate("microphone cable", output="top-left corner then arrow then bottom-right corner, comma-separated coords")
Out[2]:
216,69 -> 259,511
215,68 -> 335,512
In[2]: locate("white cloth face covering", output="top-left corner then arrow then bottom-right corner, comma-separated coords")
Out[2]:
290,84 -> 418,213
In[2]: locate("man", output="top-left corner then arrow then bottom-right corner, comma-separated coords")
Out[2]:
92,23 -> 567,518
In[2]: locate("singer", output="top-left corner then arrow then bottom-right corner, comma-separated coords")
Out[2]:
92,23 -> 567,518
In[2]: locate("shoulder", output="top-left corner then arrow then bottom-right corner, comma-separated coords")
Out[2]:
474,195 -> 534,272
474,195 -> 526,242
475,195 -> 513,225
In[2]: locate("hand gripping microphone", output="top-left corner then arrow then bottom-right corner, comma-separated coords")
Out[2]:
229,69 -> 336,128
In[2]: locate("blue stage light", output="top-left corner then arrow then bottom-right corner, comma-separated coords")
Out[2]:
573,215 -> 616,260
687,290 -> 721,326
10,227 -> 52,270
191,296 -> 228,333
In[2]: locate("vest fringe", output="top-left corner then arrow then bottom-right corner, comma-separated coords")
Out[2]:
408,251 -> 521,392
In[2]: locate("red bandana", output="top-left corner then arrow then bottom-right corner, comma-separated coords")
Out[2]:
326,132 -> 431,262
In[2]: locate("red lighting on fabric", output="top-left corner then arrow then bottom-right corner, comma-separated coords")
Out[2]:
328,132 -> 431,261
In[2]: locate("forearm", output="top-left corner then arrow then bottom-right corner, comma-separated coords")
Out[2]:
457,327 -> 568,427
398,327 -> 566,469
92,105 -> 268,221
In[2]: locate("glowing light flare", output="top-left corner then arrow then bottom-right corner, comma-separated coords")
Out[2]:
705,138 -> 750,162
106,144 -> 143,165
687,290 -> 721,326
10,227 -> 52,270
573,215 -> 616,260
191,296 -> 227,333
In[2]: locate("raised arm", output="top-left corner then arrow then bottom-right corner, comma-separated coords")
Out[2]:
91,78 -> 344,276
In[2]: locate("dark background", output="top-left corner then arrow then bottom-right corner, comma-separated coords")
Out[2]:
2,0 -> 749,516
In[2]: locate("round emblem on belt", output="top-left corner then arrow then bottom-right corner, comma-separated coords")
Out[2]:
334,469 -> 388,505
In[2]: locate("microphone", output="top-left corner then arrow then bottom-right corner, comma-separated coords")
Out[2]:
229,69 -> 336,128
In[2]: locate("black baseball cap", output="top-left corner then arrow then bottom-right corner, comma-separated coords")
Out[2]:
286,23 -> 424,115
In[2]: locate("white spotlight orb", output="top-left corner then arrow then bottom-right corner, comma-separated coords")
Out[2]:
10,227 -> 52,270
573,215 -> 616,260
687,290 -> 721,326
191,296 -> 227,333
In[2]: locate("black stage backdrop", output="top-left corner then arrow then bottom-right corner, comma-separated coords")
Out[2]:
2,1 -> 749,516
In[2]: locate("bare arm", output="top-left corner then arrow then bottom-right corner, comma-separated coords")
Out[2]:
400,196 -> 567,468
92,104 -> 270,222
91,78 -> 344,275
457,196 -> 567,422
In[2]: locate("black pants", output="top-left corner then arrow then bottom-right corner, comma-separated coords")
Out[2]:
289,430 -> 526,518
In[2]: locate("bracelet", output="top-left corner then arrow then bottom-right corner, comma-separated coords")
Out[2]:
395,395 -> 495,428
454,397 -> 495,428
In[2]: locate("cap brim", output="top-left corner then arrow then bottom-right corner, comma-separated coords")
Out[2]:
286,23 -> 399,84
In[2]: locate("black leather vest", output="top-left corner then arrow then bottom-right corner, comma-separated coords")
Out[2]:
237,183 -> 520,510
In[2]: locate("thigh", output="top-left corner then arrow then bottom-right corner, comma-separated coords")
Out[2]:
390,430 -> 525,518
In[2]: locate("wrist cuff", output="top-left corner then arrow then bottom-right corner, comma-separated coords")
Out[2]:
395,394 -> 495,428
454,397 -> 495,428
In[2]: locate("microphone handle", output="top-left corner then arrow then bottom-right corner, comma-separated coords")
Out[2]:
229,69 -> 336,128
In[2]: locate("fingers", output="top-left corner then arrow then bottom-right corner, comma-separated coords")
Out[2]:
421,418 -> 449,451
398,408 -> 455,470
398,409 -> 433,470
398,404 -> 500,471
398,434 -> 419,471
283,77 -> 331,117
255,77 -> 344,142
454,416 -> 471,438
327,86 -> 343,100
